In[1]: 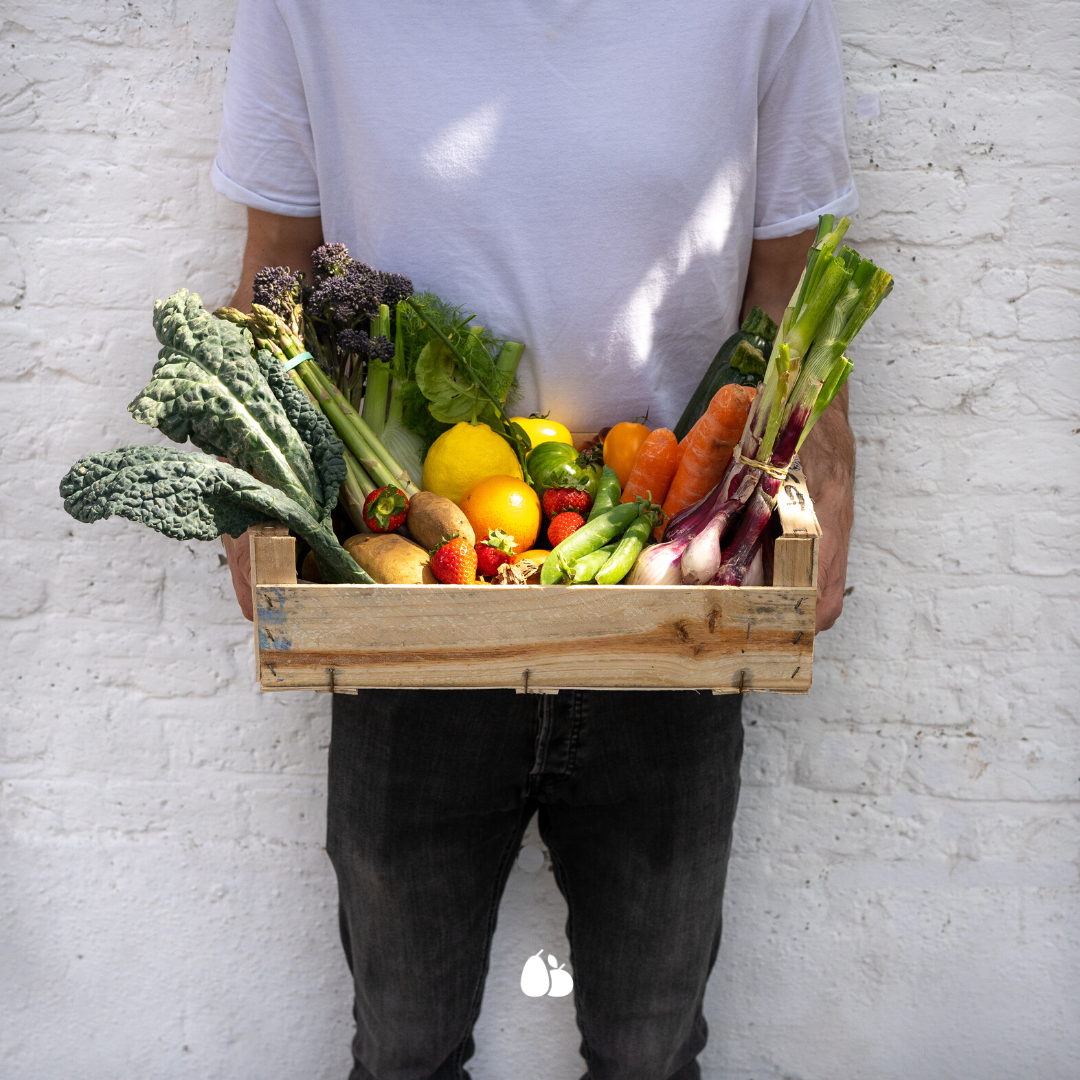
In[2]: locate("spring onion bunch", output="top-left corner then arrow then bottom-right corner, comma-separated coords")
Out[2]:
663,215 -> 893,585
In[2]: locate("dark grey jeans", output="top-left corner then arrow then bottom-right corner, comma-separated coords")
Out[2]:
327,688 -> 743,1080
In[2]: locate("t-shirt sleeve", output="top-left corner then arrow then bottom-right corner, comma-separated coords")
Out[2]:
753,0 -> 858,240
211,0 -> 321,217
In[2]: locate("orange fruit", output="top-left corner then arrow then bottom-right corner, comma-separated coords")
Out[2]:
458,476 -> 541,554
515,548 -> 551,564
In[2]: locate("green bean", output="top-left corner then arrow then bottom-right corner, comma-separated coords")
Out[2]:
540,502 -> 641,584
595,515 -> 654,585
587,466 -> 621,521
567,542 -> 619,584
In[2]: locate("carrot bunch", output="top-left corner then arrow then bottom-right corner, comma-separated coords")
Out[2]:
662,384 -> 756,525
620,428 -> 680,507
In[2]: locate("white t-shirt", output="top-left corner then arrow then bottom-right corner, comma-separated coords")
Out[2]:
213,0 -> 857,430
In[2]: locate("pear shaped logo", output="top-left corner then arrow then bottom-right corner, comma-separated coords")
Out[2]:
520,949 -> 573,998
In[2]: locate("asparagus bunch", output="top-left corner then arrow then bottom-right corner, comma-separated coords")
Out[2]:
215,303 -> 418,532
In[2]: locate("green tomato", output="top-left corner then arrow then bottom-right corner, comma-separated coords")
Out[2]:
527,441 -> 600,497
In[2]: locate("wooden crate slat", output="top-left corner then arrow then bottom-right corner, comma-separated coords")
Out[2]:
254,582 -> 813,693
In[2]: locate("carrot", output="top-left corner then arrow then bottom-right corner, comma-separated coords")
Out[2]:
621,428 -> 680,507
662,384 -> 756,522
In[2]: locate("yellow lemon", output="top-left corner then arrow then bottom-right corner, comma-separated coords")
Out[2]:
510,416 -> 573,450
421,422 -> 523,505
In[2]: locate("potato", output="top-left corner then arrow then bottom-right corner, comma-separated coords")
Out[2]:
343,533 -> 437,585
406,491 -> 475,550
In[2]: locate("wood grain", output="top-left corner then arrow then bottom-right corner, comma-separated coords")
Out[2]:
773,463 -> 820,589
254,583 -> 815,693
248,522 -> 292,679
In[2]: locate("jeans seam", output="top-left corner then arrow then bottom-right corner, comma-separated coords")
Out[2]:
450,802 -> 535,1073
563,691 -> 585,777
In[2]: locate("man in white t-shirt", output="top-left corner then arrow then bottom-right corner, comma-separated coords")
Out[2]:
217,2 -> 857,1075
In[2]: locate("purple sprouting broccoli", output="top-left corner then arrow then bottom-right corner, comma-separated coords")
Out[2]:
378,271 -> 413,310
252,266 -> 305,335
337,328 -> 394,362
309,269 -> 381,325
310,243 -> 353,281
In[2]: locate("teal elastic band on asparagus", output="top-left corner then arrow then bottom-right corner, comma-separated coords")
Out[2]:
280,351 -> 312,373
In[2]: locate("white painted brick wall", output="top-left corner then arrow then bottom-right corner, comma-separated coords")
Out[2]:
2,2 -> 1077,1077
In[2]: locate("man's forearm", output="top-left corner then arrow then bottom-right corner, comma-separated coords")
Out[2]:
229,207 -> 325,311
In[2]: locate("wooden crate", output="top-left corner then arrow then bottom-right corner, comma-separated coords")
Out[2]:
250,466 -> 820,696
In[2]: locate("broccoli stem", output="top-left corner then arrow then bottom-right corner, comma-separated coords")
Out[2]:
361,305 -> 392,437
362,360 -> 391,438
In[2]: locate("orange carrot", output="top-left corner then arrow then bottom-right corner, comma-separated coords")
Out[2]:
662,384 -> 756,522
620,428 -> 680,507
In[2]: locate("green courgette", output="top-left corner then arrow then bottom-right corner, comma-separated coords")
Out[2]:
672,306 -> 777,441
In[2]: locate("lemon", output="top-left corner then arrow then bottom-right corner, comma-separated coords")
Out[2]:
510,416 -> 573,449
421,422 -> 523,504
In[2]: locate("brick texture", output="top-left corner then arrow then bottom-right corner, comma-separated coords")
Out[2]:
1,2 -> 1077,1078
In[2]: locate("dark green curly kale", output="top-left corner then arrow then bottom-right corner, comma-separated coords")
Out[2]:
59,446 -> 372,584
129,289 -> 328,520
253,347 -> 345,517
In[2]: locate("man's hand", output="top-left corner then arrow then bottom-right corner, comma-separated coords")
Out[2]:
797,385 -> 854,632
741,228 -> 855,633
222,532 -> 254,622
220,208 -> 323,619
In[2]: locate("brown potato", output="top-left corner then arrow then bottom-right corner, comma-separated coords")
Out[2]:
406,491 -> 475,550
343,533 -> 437,585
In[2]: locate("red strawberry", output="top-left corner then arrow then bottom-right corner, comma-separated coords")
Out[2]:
547,511 -> 585,548
430,534 -> 478,584
362,485 -> 409,532
475,529 -> 516,578
543,487 -> 593,519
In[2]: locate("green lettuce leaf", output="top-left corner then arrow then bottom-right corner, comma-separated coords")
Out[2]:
59,445 -> 372,584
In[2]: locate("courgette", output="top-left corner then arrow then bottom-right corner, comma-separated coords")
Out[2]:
673,306 -> 777,441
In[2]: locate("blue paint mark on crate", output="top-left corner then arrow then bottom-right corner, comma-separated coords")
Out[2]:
256,586 -> 293,651
256,586 -> 289,624
259,627 -> 293,651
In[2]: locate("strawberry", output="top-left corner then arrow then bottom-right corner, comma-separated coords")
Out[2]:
475,529 -> 516,578
547,511 -> 585,548
543,487 -> 593,519
429,534 -> 478,584
362,485 -> 409,533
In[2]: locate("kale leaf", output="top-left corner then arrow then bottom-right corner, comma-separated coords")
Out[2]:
128,289 -> 326,520
59,446 -> 372,584
253,347 -> 345,517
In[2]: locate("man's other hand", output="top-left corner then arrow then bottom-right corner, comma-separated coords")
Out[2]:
798,384 -> 855,633
222,532 -> 254,622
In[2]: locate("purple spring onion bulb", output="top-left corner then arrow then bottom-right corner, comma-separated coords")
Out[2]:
714,477 -> 781,585
742,539 -> 765,587
625,538 -> 689,585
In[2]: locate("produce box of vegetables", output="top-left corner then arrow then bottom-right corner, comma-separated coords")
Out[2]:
60,217 -> 890,693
